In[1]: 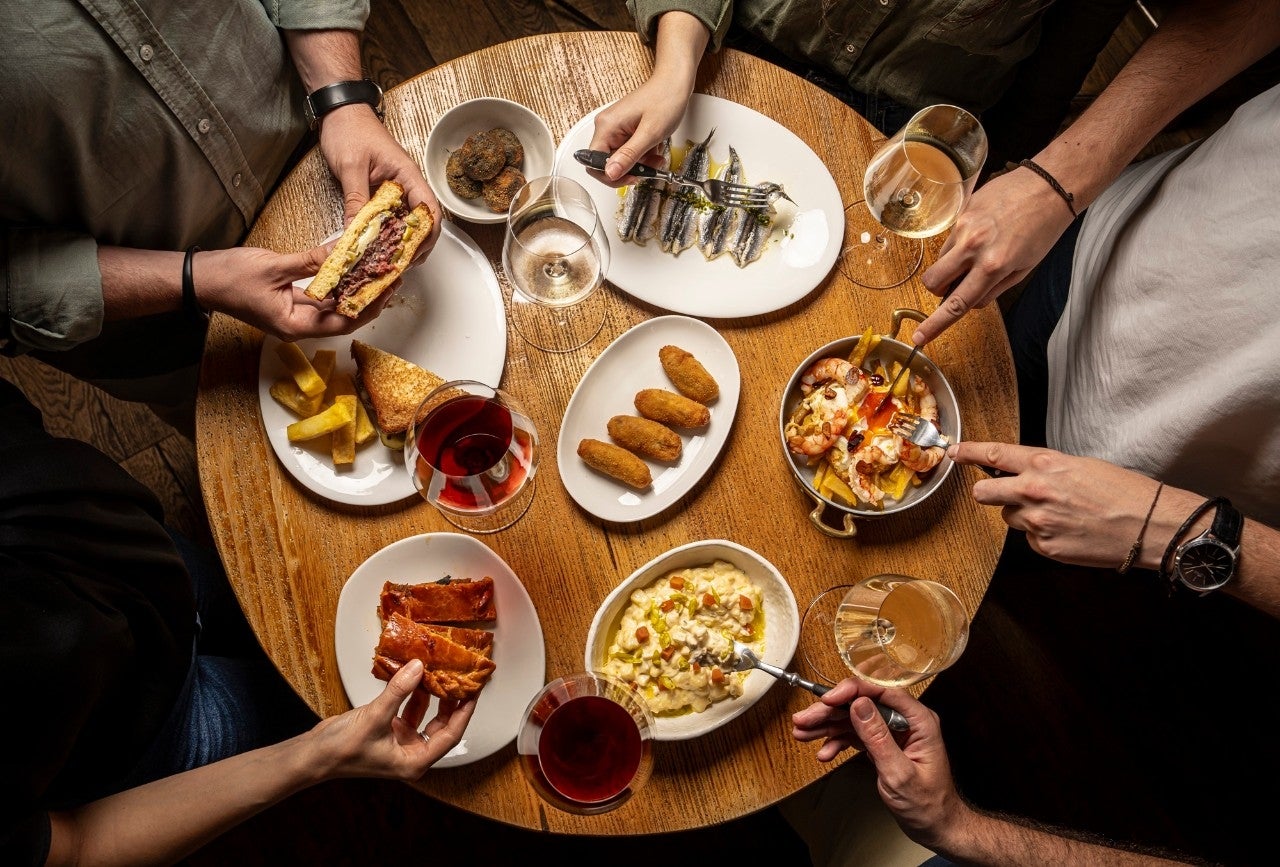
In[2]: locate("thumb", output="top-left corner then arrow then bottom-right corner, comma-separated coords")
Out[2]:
604,135 -> 654,182
849,696 -> 901,766
369,658 -> 424,720
281,245 -> 332,284
338,168 -> 372,225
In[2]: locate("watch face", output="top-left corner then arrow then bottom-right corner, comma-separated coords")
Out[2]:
1175,539 -> 1236,591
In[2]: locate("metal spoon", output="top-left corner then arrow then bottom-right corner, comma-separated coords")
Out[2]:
710,641 -> 909,732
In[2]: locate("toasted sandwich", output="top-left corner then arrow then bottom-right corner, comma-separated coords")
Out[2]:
306,181 -> 433,318
350,339 -> 445,450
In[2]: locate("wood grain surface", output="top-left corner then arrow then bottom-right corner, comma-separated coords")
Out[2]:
196,32 -> 1017,835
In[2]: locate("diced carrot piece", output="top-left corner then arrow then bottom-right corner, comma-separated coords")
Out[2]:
738,595 -> 754,610
703,593 -> 716,608
660,599 -> 676,612
711,667 -> 725,684
660,645 -> 677,661
635,626 -> 650,643
669,576 -> 686,590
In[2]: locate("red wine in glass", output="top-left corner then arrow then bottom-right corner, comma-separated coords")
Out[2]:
415,393 -> 533,511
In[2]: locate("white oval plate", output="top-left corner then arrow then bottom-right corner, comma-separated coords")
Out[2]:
558,315 -> 740,522
257,222 -> 506,506
334,533 -> 546,768
584,539 -> 799,741
553,93 -> 844,318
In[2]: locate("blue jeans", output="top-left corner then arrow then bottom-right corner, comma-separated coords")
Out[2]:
1002,215 -> 1083,447
120,531 -> 316,790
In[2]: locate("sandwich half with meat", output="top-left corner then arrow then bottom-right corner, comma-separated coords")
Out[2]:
305,180 -> 433,318
350,339 -> 455,450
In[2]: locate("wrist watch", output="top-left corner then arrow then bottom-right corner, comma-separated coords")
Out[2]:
1166,497 -> 1243,595
303,78 -> 383,130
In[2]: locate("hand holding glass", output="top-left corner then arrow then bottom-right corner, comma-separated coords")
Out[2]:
802,574 -> 969,688
404,380 -> 538,534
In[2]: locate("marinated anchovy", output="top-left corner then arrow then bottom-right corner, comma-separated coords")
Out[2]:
730,182 -> 784,268
697,146 -> 744,261
616,139 -> 671,245
658,129 -> 714,255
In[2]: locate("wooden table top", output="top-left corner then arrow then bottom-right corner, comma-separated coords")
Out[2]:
196,31 -> 1016,835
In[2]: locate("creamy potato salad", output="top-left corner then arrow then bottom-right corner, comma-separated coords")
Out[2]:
602,560 -> 764,715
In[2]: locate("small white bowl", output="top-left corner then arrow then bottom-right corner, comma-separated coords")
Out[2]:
584,539 -> 800,741
425,97 -> 555,224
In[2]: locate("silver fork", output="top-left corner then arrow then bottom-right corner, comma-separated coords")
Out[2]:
701,641 -> 909,732
573,149 -> 779,208
888,412 -> 1003,477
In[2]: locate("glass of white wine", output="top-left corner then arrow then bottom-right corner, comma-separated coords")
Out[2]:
502,175 -> 611,353
801,574 -> 970,688
841,104 -> 988,290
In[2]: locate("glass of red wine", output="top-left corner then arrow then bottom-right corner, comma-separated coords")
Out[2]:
404,380 -> 538,534
517,672 -> 655,815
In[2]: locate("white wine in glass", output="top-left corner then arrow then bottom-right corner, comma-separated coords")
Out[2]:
842,104 -> 987,289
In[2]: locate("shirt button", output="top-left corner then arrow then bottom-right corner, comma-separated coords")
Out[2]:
879,0 -> 889,5
197,118 -> 211,134
139,44 -> 154,62
844,43 -> 858,55
232,173 -> 242,188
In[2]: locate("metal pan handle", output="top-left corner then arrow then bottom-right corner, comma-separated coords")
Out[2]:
804,489 -> 858,539
889,307 -> 927,341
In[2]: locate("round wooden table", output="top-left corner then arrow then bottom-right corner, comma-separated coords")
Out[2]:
196,31 -> 1016,835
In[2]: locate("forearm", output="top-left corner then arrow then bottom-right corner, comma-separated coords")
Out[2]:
650,11 -> 712,95
47,731 -> 330,867
283,28 -> 364,92
1032,0 -> 1280,208
96,247 -> 187,321
931,804 -> 1191,866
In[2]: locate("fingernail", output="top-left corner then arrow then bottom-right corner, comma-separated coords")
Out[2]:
911,330 -> 925,346
853,698 -> 876,722
604,159 -> 624,181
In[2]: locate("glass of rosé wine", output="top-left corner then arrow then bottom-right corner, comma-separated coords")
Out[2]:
404,380 -> 538,534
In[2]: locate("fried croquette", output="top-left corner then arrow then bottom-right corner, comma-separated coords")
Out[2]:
578,438 -> 652,489
634,388 -> 710,429
658,345 -> 719,403
446,149 -> 483,199
459,131 -> 505,181
482,167 -> 526,213
607,415 -> 681,462
488,127 -> 524,168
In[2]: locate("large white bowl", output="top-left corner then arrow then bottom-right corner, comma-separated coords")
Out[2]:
584,539 -> 800,741
424,97 -> 555,225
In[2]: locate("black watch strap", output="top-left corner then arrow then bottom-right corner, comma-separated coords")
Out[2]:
1160,496 -> 1224,577
1211,498 -> 1244,547
304,79 -> 383,129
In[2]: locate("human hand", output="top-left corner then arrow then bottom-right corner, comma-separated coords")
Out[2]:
791,678 -> 965,846
947,441 -> 1191,570
587,76 -> 691,186
307,658 -> 476,782
912,168 -> 1076,345
318,105 -> 442,262
193,245 -> 394,341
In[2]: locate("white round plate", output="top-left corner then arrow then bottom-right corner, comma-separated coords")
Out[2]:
584,539 -> 800,741
553,93 -> 844,318
258,222 -> 506,506
334,533 -> 546,768
558,315 -> 740,522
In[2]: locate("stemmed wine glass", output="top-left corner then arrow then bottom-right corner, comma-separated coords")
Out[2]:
502,175 -> 611,353
841,104 -> 988,289
404,380 -> 538,534
800,574 -> 970,688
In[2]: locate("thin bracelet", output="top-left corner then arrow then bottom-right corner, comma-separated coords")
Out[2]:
1117,482 -> 1163,574
1159,496 -> 1225,578
182,245 -> 208,323
1013,158 -> 1078,218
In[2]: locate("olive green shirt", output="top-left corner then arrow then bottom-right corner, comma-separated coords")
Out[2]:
0,0 -> 368,353
629,0 -> 1055,113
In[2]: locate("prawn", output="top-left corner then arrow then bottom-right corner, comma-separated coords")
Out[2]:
899,375 -> 944,471
786,383 -> 854,456
800,357 -> 869,403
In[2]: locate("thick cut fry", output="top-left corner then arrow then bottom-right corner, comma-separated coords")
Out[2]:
578,438 -> 652,489
311,348 -> 337,389
276,342 -> 326,396
821,472 -> 859,506
847,326 -> 875,367
269,378 -> 323,417
353,399 -> 376,445
286,400 -> 355,442
331,395 -> 358,465
634,388 -> 709,429
659,345 -> 719,403
607,415 -> 681,461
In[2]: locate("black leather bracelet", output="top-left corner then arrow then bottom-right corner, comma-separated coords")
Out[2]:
182,245 -> 208,323
303,78 -> 383,130
1159,496 -> 1225,578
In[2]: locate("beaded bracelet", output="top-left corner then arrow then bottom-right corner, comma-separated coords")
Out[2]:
1117,482 -> 1163,574
182,245 -> 208,323
1013,158 -> 1078,218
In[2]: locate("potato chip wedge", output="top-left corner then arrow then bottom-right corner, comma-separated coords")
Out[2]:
311,348 -> 337,391
286,400 -> 355,442
269,378 -> 323,417
276,342 -> 326,397
331,395 -> 357,464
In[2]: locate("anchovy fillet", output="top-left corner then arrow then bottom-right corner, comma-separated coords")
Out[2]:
616,177 -> 666,245
658,129 -> 714,256
697,147 -> 744,261
730,181 -> 782,268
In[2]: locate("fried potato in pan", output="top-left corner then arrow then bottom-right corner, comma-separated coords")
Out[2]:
659,345 -> 719,404
578,438 -> 652,489
607,415 -> 682,462
634,388 -> 710,429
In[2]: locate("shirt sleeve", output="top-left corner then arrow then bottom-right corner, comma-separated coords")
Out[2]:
1,226 -> 104,353
628,0 -> 734,52
266,0 -> 370,31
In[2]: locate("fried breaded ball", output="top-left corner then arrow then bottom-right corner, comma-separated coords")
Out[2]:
446,149 -> 483,199
607,415 -> 682,462
459,131 -> 505,181
659,345 -> 719,403
634,388 -> 710,429
578,438 -> 652,489
482,167 -> 526,213
488,127 -> 524,168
